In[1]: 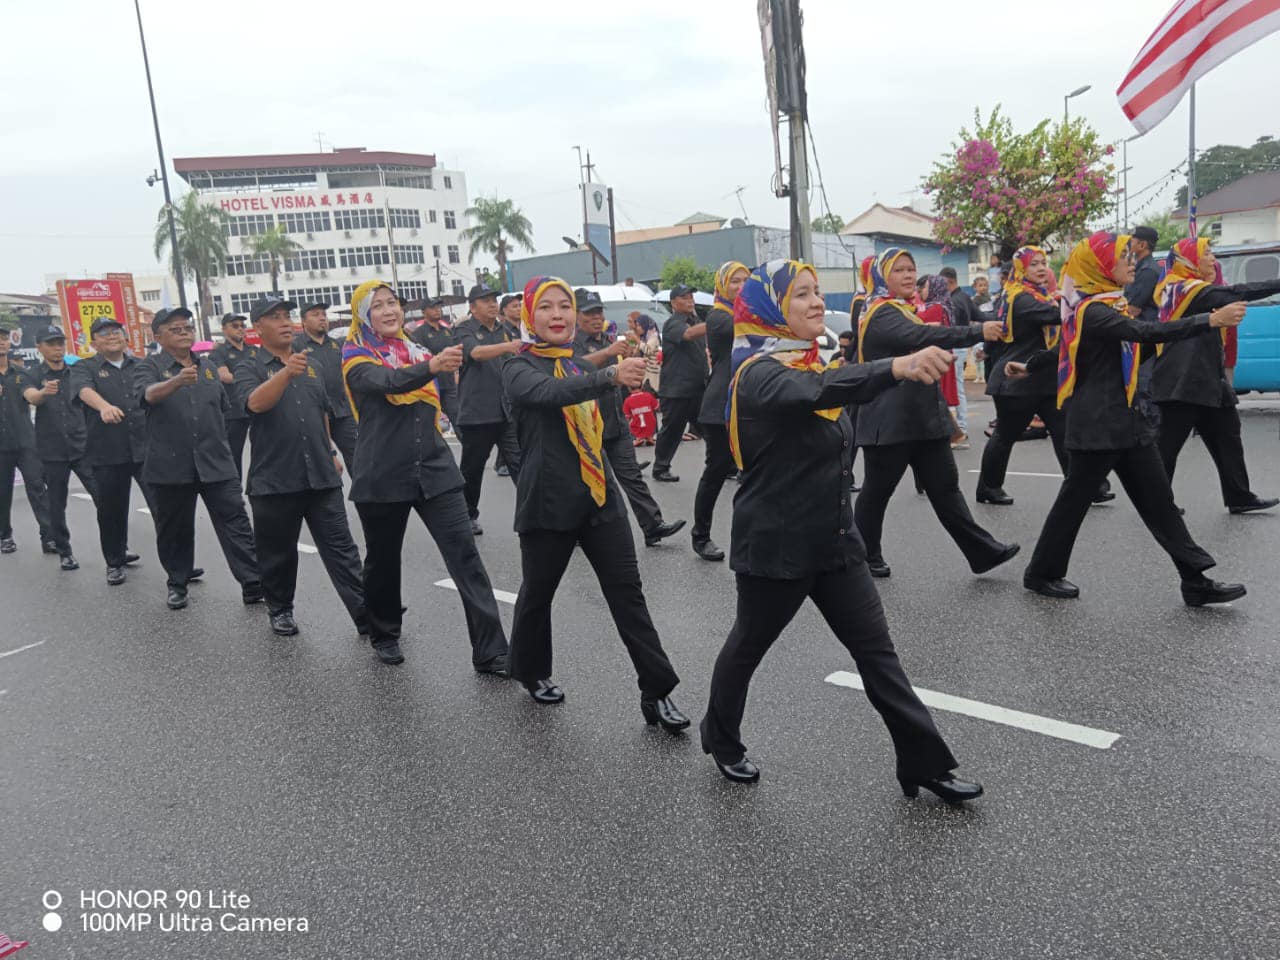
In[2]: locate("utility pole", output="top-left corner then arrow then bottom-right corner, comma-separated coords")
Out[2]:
573,145 -> 598,284
765,0 -> 812,261
1187,84 -> 1198,236
436,259 -> 443,298
607,188 -> 618,284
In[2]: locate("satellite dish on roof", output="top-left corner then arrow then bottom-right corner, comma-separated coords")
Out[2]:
730,217 -> 747,228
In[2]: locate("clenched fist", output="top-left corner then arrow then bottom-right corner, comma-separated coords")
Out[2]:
615,357 -> 647,388
430,344 -> 464,374
891,346 -> 955,385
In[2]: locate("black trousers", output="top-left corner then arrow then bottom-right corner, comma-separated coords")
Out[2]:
354,489 -> 507,664
1027,442 -> 1215,581
226,417 -> 250,482
977,394 -> 1069,492
653,396 -> 700,475
151,479 -> 259,591
1156,401 -> 1254,508
251,487 -> 366,629
855,438 -> 1006,569
509,514 -> 680,699
0,447 -> 51,542
693,423 -> 736,540
93,461 -> 158,567
330,417 -> 359,476
458,421 -> 520,519
42,459 -> 97,556
700,564 -> 957,779
603,431 -> 664,537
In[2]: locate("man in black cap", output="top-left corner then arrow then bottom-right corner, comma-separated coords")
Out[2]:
209,312 -> 253,481
652,284 -> 708,482
135,306 -> 261,610
0,320 -> 54,555
293,301 -> 357,472
1126,225 -> 1164,433
409,296 -> 460,430
239,298 -> 369,638
453,281 -> 521,534
573,289 -> 685,547
71,318 -> 157,585
499,293 -> 523,339
21,327 -> 96,570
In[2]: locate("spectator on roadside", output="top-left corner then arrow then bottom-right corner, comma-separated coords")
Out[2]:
624,382 -> 658,446
940,266 -> 974,438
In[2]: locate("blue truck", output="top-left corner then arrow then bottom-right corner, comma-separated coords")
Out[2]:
1214,242 -> 1280,394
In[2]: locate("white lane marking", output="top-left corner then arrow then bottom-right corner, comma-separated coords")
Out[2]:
0,690 -> 7,697
966,470 -> 1063,479
72,492 -> 94,501
137,507 -> 151,515
0,641 -> 46,660
434,578 -> 518,605
824,670 -> 1121,750
297,543 -> 318,554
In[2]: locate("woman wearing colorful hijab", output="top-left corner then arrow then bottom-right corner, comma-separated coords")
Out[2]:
848,255 -> 875,327
852,248 -> 1017,581
690,260 -> 749,561
917,274 -> 961,412
700,259 -> 982,802
342,281 -> 511,669
628,312 -> 661,391
502,276 -> 687,730
1019,232 -> 1246,606
1152,237 -> 1280,515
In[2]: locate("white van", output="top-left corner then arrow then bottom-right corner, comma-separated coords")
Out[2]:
574,283 -> 671,333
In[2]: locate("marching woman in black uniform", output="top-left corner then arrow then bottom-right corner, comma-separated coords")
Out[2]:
503,276 -> 687,731
1021,232 -> 1247,605
700,259 -> 982,801
342,280 -> 510,670
853,248 -> 1019,579
1152,237 -> 1280,514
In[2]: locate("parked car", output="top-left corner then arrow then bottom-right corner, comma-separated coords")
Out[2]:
574,283 -> 672,333
1214,242 -> 1280,394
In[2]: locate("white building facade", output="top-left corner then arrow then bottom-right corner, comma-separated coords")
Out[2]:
174,148 -> 473,329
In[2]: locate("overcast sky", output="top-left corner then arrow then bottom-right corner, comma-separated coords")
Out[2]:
3,0 -> 1279,293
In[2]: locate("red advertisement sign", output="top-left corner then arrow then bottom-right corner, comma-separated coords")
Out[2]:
54,275 -> 146,357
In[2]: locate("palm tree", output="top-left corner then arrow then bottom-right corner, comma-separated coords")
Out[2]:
250,226 -> 303,295
458,197 -> 534,289
154,192 -> 230,336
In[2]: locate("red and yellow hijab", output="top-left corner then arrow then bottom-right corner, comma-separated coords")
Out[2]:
998,245 -> 1060,348
849,255 -> 875,321
1056,232 -> 1137,409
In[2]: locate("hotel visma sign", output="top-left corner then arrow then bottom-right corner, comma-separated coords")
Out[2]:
218,192 -> 376,212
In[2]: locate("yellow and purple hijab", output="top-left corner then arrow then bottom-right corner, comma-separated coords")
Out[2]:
725,259 -> 839,469
341,280 -> 442,427
713,260 -> 749,314
518,275 -> 607,507
998,245 -> 1060,348
1056,231 -> 1137,409
856,248 -> 922,362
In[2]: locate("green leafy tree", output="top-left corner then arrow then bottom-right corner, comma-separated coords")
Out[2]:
1178,135 -> 1280,207
658,256 -> 716,293
1137,209 -> 1220,251
478,268 -> 504,291
923,106 -> 1115,259
458,197 -> 534,287
154,192 -> 230,332
250,226 -> 303,295
812,213 -> 845,233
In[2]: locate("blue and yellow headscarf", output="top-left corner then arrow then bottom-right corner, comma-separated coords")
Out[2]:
856,248 -> 922,361
341,280 -> 442,426
1056,232 -> 1137,409
713,260 -> 749,314
725,259 -> 840,469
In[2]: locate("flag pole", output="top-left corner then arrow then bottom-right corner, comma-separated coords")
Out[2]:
1187,83 -> 1197,237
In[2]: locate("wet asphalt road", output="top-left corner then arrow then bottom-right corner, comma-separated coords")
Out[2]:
2,392 -> 1278,960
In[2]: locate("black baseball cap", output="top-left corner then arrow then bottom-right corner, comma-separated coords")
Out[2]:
151,306 -> 193,332
467,282 -> 500,303
1132,226 -> 1159,246
423,296 -> 444,309
221,312 -> 247,325
670,283 -> 697,298
578,290 -> 604,312
36,326 -> 66,344
249,297 -> 297,323
299,301 -> 330,316
499,294 -> 522,311
90,318 -> 125,336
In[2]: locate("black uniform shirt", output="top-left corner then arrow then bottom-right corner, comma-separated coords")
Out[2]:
985,293 -> 1061,398
344,360 -> 461,503
1152,280 -> 1280,408
503,352 -> 624,534
292,332 -> 352,420
235,349 -> 340,496
28,363 -> 87,462
69,354 -> 147,466
410,320 -> 458,357
855,302 -> 984,446
1125,255 -> 1161,324
574,330 -> 624,440
730,357 -> 898,579
134,352 -> 238,485
209,339 -> 253,419
698,306 -> 735,425
950,287 -> 975,327
454,315 -> 516,425
0,362 -> 35,452
659,310 -> 709,399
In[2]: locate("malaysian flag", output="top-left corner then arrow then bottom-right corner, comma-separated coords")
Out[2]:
0,931 -> 29,958
1117,0 -> 1280,134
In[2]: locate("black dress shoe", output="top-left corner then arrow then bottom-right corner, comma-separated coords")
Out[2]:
1181,579 -> 1246,607
106,566 -> 127,586
524,679 -> 564,704
636,460 -> 652,472
471,520 -> 484,536
42,539 -> 59,555
123,552 -> 140,565
640,696 -> 690,731
712,756 -> 760,784
242,582 -> 265,605
166,587 -> 189,610
643,518 -> 686,547
652,471 -> 679,483
270,611 -> 299,636
475,654 -> 509,676
692,538 -> 725,562
976,487 -> 1014,505
1228,496 -> 1279,515
1091,489 -> 1117,504
867,558 -> 891,579
187,567 -> 205,583
60,554 -> 79,571
494,463 -> 510,477
1023,574 -> 1080,599
899,773 -> 984,803
971,542 -> 1020,575
372,641 -> 405,665
0,537 -> 15,554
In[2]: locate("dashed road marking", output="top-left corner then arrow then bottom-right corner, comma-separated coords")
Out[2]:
434,578 -> 518,605
0,641 -> 47,660
297,543 -> 318,554
966,469 -> 1063,479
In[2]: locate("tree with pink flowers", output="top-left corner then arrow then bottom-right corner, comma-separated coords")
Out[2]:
922,107 -> 1115,261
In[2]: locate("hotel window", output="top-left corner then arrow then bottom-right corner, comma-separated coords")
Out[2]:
443,175 -> 453,189
443,210 -> 457,230
226,214 -> 275,237
140,289 -> 161,303
396,280 -> 432,299
224,254 -> 270,276
285,286 -> 342,305
284,248 -> 337,272
428,210 -> 438,223
230,293 -> 256,314
432,245 -> 441,259
388,208 -> 422,230
384,173 -> 431,189
280,211 -> 332,234
451,279 -> 465,296
393,244 -> 425,265
339,246 -> 391,268
334,208 -> 386,231
446,245 -> 460,264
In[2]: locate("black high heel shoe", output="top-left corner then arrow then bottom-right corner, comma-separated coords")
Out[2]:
712,756 -> 760,783
640,696 -> 690,731
899,773 -> 984,803
524,679 -> 564,704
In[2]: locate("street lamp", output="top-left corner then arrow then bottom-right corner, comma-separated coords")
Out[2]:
1063,84 -> 1092,122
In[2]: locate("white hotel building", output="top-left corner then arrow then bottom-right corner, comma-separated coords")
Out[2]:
174,148 -> 474,328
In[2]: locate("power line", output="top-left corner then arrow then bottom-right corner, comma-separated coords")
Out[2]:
804,119 -> 858,260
